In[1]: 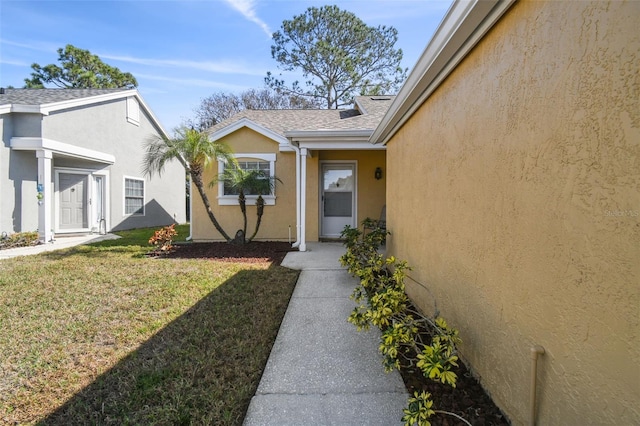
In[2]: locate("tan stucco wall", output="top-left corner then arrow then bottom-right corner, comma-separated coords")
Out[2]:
318,150 -> 387,233
385,1 -> 639,424
192,127 -> 297,241
192,127 -> 387,242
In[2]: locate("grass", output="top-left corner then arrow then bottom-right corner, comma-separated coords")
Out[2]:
0,224 -> 299,425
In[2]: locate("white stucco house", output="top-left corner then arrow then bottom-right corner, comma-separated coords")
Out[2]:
0,88 -> 186,242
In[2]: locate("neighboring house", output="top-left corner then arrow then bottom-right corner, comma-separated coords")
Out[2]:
0,88 -> 186,242
191,96 -> 391,250
371,0 -> 639,425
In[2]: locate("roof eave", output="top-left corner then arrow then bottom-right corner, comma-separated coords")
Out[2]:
210,117 -> 291,147
39,89 -> 138,115
286,129 -> 385,150
2,89 -> 169,138
286,129 -> 372,141
370,0 -> 517,145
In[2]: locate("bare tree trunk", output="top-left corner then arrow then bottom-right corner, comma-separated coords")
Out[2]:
239,190 -> 247,243
247,195 -> 265,243
191,171 -> 232,242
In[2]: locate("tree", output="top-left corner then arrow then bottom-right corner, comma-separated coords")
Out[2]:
143,127 -> 233,242
214,164 -> 281,244
190,88 -> 319,131
266,5 -> 407,109
25,44 -> 137,89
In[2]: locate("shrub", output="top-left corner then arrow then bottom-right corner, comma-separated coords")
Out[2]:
340,222 -> 467,426
0,231 -> 40,250
148,224 -> 178,255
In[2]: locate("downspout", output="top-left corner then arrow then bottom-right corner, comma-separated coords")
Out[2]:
530,345 -> 545,426
289,143 -> 301,249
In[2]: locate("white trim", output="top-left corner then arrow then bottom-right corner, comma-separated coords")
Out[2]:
53,167 -> 110,234
319,160 -> 358,238
286,129 -> 372,142
210,117 -> 290,148
299,148 -> 308,251
37,150 -> 54,243
218,195 -> 276,206
123,175 -> 145,216
11,137 -> 115,164
217,153 -> 278,206
126,96 -> 140,126
4,89 -> 170,139
10,89 -> 138,115
92,172 -> 110,233
298,141 -> 385,150
285,130 -> 385,150
370,0 -> 517,145
54,169 -> 92,234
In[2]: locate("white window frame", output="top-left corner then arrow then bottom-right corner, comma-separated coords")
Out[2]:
123,176 -> 145,216
217,153 -> 276,206
126,96 -> 140,126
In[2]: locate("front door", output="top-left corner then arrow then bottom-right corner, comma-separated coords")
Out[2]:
321,163 -> 356,237
58,173 -> 88,230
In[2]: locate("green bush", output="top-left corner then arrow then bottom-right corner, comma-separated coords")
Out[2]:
340,222 -> 467,426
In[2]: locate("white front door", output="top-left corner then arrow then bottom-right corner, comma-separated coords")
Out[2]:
321,163 -> 356,237
58,173 -> 89,230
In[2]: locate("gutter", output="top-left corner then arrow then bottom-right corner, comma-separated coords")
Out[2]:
370,0 -> 517,145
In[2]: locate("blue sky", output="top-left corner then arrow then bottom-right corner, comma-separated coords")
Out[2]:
0,0 -> 452,132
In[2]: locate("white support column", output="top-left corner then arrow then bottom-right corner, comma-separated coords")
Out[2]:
292,145 -> 301,248
36,149 -> 53,243
299,148 -> 308,252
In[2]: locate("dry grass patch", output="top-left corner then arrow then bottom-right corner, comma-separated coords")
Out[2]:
0,225 -> 298,425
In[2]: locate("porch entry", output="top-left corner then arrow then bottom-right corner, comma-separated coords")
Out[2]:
58,173 -> 88,230
320,162 -> 356,238
55,170 -> 106,233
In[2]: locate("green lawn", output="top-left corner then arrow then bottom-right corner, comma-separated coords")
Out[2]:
0,224 -> 299,425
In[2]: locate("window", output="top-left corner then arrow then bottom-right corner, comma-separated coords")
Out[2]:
218,153 -> 276,205
126,96 -> 140,126
223,160 -> 271,195
124,177 -> 144,215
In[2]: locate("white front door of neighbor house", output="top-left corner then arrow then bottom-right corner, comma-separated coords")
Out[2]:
58,173 -> 89,230
321,163 -> 356,238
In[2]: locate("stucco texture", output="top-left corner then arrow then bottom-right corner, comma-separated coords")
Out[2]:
193,127 -> 297,242
319,150 -> 386,233
385,1 -> 639,424
192,127 -> 387,242
43,98 -> 186,231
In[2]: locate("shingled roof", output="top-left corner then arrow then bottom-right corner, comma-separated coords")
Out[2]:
0,88 -> 132,106
207,96 -> 396,138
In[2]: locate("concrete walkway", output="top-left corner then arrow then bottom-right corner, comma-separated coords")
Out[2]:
0,234 -> 120,260
244,242 -> 408,426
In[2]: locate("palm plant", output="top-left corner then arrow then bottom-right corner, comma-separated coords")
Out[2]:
143,127 -> 233,242
215,163 -> 281,243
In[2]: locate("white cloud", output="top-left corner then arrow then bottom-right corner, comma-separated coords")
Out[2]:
134,72 -> 250,91
0,38 -> 59,53
98,53 -> 265,76
0,58 -> 29,67
222,0 -> 272,38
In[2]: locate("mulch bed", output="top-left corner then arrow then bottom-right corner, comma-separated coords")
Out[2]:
167,241 -> 296,265
166,241 -> 509,425
399,337 -> 510,425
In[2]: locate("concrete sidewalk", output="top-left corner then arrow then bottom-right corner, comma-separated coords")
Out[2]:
244,242 -> 408,426
0,234 -> 120,260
